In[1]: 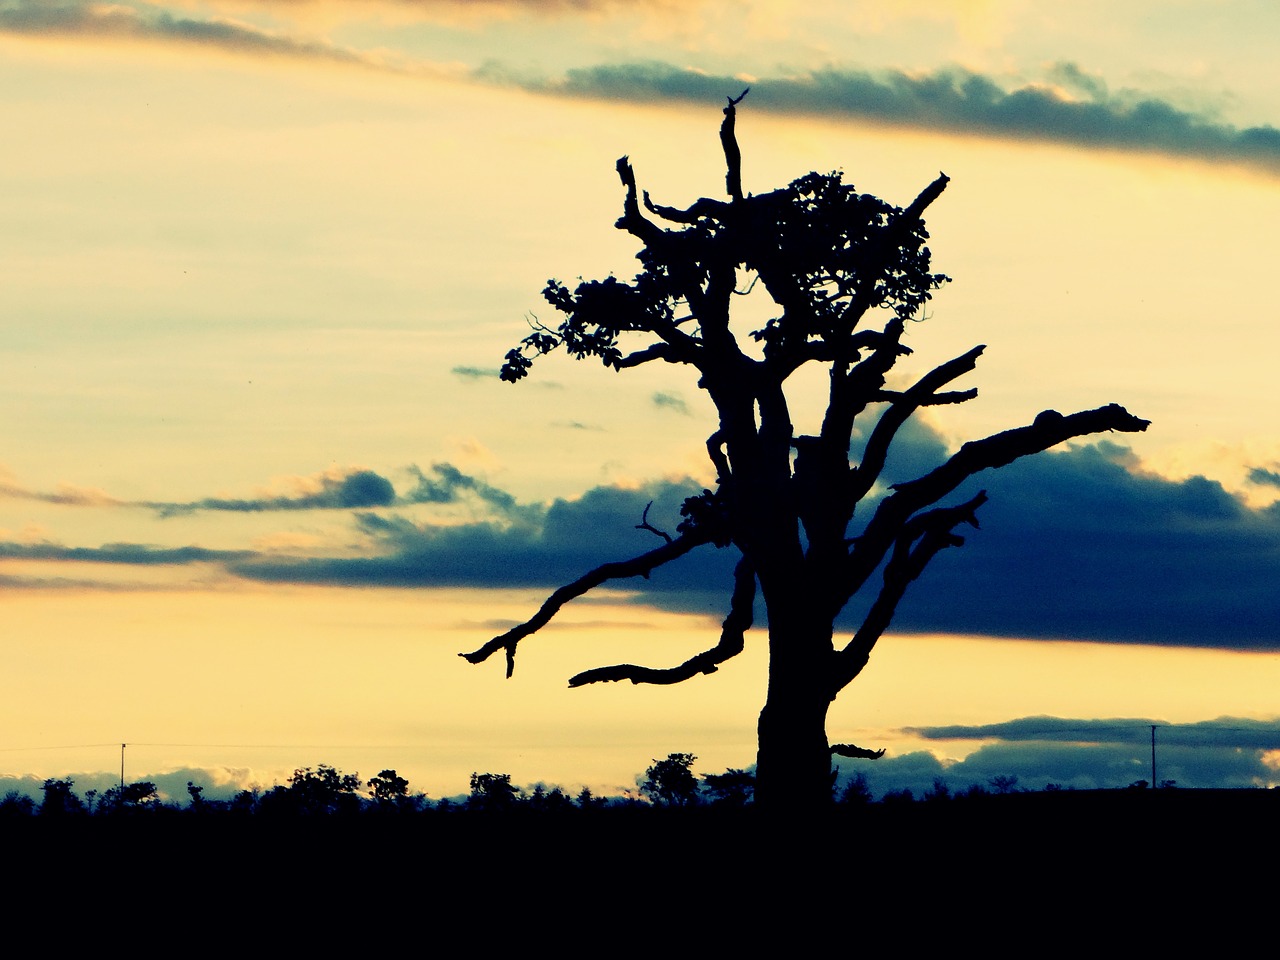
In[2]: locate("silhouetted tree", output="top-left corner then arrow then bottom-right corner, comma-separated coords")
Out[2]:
702,768 -> 755,807
462,94 -> 1149,810
39,778 -> 84,816
641,753 -> 700,808
0,791 -> 35,817
468,772 -> 519,812
273,764 -> 363,816
367,769 -> 410,806
988,774 -> 1020,795
838,772 -> 874,807
575,786 -> 606,810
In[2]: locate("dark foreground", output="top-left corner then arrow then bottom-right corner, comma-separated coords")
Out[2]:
4,789 -> 1274,940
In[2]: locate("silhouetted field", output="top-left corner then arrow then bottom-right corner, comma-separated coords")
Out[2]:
3,789 -> 1272,935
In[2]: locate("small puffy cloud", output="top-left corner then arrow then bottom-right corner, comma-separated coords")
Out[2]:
154,468 -> 396,516
452,365 -> 497,380
1247,466 -> 1280,488
651,391 -> 690,416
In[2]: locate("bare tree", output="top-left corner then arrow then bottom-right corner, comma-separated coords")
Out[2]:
462,95 -> 1148,810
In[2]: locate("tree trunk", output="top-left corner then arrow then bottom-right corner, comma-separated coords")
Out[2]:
753,604 -> 836,810
755,686 -> 833,810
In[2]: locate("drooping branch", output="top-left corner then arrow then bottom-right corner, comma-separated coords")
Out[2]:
568,555 -> 755,687
830,492 -> 987,694
459,531 -> 711,678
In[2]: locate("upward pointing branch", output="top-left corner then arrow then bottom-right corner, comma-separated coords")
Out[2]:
721,88 -> 749,202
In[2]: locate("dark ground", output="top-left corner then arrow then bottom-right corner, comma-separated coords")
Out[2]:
3,790 -> 1273,942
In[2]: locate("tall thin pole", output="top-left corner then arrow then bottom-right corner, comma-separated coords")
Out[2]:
120,742 -> 126,788
1150,725 -> 1156,788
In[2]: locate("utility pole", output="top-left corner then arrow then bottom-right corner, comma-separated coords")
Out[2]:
1150,725 -> 1156,788
120,742 -> 126,788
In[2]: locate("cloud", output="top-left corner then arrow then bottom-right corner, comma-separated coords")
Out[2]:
451,365 -> 498,380
484,60 -> 1280,176
873,434 -> 1280,649
232,475 -> 740,601
0,540 -> 253,565
1247,466 -> 1280,488
196,431 -> 1280,653
907,715 -> 1280,751
651,391 -> 690,415
154,468 -> 397,517
12,4 -> 1272,175
837,716 -> 1280,796
0,466 -> 397,517
403,462 -> 537,522
12,427 -> 1280,653
0,0 -> 430,73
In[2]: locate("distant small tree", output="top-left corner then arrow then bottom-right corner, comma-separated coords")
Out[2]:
0,791 -> 35,817
468,772 -> 519,812
988,774 -> 1020,795
367,769 -> 411,809
576,786 -> 606,810
39,778 -> 84,817
641,753 -> 700,808
283,764 -> 363,816
838,771 -> 874,806
702,768 -> 755,807
923,778 -> 951,803
462,94 -> 1149,811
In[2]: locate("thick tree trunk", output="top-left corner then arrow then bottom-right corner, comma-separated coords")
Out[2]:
753,601 -> 836,811
755,690 -> 833,811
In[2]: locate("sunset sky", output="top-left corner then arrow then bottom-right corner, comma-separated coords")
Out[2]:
3,0 -> 1280,803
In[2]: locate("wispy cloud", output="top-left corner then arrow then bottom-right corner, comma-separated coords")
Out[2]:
651,391 -> 690,416
483,60 -> 1280,175
0,0 -> 432,74
0,466 -> 397,517
451,365 -> 498,380
906,715 -> 1280,750
7,5 -> 1276,175
10,435 -> 1280,653
0,540 -> 252,565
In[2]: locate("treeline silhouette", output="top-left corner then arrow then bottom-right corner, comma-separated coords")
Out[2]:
3,754 -> 1274,930
3,753 -> 1263,820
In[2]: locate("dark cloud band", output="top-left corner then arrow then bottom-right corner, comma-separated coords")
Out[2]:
484,60 -> 1280,175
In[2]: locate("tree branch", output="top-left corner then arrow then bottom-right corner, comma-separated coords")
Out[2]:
831,492 -> 987,693
460,531 -> 711,677
842,403 -> 1150,609
614,343 -> 677,369
635,501 -> 673,543
830,743 -> 886,760
643,191 -> 730,225
720,89 -> 749,202
891,404 -> 1151,506
846,344 -> 986,506
836,172 -> 950,333
568,555 -> 755,687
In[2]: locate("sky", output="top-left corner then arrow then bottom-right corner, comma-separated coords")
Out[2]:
3,0 -> 1280,803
